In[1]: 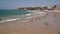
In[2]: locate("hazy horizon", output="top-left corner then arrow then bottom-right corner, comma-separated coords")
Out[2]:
0,0 -> 60,9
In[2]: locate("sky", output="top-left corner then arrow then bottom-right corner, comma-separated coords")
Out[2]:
0,0 -> 60,9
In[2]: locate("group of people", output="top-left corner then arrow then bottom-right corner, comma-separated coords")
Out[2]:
29,13 -> 49,28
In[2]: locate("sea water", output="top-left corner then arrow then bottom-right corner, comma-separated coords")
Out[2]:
0,10 -> 33,22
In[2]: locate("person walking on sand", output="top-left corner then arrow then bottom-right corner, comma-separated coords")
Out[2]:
44,22 -> 49,28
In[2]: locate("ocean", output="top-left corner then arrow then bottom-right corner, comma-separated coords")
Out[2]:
0,10 -> 33,22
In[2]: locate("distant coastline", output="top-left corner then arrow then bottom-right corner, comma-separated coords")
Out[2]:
17,5 -> 60,11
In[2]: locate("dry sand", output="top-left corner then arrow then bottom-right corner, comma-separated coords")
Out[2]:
0,10 -> 60,34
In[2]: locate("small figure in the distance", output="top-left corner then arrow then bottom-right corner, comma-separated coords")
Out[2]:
44,22 -> 49,28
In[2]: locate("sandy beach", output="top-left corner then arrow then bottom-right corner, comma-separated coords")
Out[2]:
0,10 -> 60,34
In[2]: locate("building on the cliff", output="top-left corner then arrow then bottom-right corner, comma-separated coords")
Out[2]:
47,6 -> 53,10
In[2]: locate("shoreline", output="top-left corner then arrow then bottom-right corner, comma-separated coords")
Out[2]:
0,10 -> 60,34
0,10 -> 46,23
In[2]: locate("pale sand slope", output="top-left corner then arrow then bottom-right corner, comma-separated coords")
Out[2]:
0,11 -> 60,34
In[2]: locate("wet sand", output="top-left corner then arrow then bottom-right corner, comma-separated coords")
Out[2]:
0,10 -> 60,34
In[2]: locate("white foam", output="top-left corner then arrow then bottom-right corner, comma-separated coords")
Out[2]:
25,17 -> 32,19
25,13 -> 32,17
26,14 -> 31,16
0,18 -> 20,23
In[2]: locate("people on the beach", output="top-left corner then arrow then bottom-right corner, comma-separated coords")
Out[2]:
44,22 -> 49,28
45,22 -> 48,25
